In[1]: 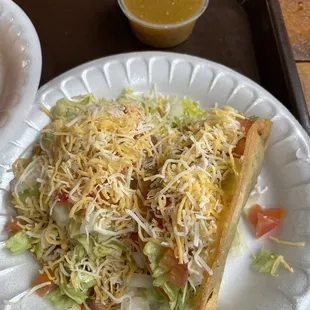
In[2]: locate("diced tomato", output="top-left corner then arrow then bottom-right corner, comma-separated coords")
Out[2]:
56,192 -> 68,203
155,217 -> 163,228
256,213 -> 279,238
168,263 -> 188,288
237,118 -> 254,133
233,137 -> 246,156
233,119 -> 254,157
247,204 -> 286,238
4,219 -> 23,232
263,208 -> 286,221
149,209 -> 163,228
31,272 -> 52,296
159,248 -> 178,270
159,248 -> 188,288
130,232 -> 139,244
247,204 -> 264,226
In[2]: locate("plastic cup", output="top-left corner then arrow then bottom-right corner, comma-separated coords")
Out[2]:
118,0 -> 209,48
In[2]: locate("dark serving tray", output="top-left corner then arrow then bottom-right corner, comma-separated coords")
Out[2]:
15,0 -> 310,135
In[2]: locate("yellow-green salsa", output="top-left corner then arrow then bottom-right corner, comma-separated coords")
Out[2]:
123,0 -> 203,24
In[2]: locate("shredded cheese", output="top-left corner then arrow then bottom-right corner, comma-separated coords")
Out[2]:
271,255 -> 294,276
269,236 -> 305,247
8,89 -> 246,308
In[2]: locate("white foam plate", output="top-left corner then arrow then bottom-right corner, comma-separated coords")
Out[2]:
1,52 -> 310,310
0,0 -> 41,153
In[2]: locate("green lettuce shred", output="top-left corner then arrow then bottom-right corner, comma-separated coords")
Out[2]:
143,241 -> 165,263
41,132 -> 54,149
248,115 -> 258,121
229,227 -> 247,257
68,244 -> 86,265
58,277 -> 88,304
143,242 -> 182,309
93,242 -> 122,259
18,185 -> 40,203
50,94 -> 94,120
6,232 -> 31,254
252,248 -> 277,273
46,288 -> 77,310
181,97 -> 200,116
79,273 -> 97,290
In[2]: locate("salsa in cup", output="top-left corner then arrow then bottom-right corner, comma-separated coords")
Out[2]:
118,0 -> 209,48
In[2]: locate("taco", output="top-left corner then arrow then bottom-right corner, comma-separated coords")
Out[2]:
139,117 -> 271,310
4,89 -> 271,310
194,118 -> 271,309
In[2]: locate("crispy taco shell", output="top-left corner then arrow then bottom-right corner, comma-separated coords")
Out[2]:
193,118 -> 272,309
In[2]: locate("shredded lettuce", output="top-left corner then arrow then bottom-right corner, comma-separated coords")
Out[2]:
150,287 -> 166,303
46,288 -> 77,310
153,276 -> 180,309
169,97 -> 201,126
6,232 -> 31,254
59,277 -> 88,304
140,287 -> 166,303
18,185 -> 40,203
68,244 -> 86,265
169,98 -> 184,118
181,97 -> 200,116
252,248 -> 277,273
172,117 -> 182,128
253,248 -> 294,277
41,132 -> 54,149
77,235 -> 96,261
248,115 -> 258,121
93,242 -> 123,259
79,273 -> 97,290
229,227 -> 247,257
35,242 -> 45,259
143,242 -> 165,264
143,242 -> 181,309
50,94 -> 94,120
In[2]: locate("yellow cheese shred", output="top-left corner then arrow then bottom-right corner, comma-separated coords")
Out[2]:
271,255 -> 293,276
269,236 -> 305,247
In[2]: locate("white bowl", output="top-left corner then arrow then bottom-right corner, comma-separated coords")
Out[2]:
0,0 -> 41,152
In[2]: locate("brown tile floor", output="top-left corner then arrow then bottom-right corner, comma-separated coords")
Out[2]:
280,0 -> 310,112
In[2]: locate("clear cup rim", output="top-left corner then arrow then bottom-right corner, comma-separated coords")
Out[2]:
118,0 -> 209,29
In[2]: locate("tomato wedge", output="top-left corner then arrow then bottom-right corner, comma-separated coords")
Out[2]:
130,232 -> 139,244
168,263 -> 188,288
31,272 -> 52,296
159,248 -> 178,270
247,204 -> 264,225
256,213 -> 278,238
4,219 -> 23,232
233,119 -> 254,156
264,208 -> 286,221
238,118 -> 254,133
159,248 -> 188,288
233,137 -> 246,157
56,192 -> 68,203
247,204 -> 286,238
